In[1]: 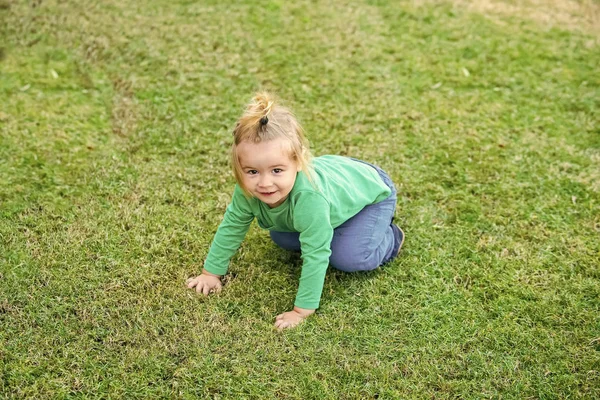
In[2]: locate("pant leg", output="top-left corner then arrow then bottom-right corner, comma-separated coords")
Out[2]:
328,192 -> 397,272
329,161 -> 398,272
270,230 -> 301,251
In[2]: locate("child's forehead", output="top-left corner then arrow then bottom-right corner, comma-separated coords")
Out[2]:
237,138 -> 294,165
238,137 -> 293,152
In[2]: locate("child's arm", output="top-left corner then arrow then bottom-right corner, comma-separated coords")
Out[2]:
187,185 -> 254,295
274,192 -> 333,329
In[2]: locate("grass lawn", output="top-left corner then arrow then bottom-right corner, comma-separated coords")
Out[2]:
1,0 -> 599,398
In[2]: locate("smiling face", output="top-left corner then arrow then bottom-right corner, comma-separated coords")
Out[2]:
236,138 -> 301,208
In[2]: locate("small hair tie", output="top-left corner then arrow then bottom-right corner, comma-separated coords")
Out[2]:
260,116 -> 269,126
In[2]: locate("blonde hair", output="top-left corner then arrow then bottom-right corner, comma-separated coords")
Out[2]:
231,92 -> 312,196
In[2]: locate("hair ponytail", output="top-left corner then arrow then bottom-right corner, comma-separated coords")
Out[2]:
254,92 -> 274,120
233,92 -> 275,137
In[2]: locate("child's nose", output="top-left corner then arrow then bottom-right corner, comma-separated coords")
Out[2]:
258,176 -> 272,187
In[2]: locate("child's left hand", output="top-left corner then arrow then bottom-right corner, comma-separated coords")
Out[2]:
274,307 -> 315,330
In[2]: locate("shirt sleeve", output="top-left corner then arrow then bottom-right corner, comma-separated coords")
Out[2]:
203,186 -> 255,275
292,191 -> 333,309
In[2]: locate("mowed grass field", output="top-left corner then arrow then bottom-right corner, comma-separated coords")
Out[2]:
1,0 -> 599,398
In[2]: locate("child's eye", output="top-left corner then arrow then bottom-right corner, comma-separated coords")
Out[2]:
273,168 -> 283,174
247,170 -> 258,175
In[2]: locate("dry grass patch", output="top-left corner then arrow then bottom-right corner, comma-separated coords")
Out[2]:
435,0 -> 600,36
111,77 -> 138,136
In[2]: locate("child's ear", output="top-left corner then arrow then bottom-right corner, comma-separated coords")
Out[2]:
292,154 -> 302,171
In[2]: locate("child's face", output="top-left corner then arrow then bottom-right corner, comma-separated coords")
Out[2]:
237,138 -> 300,208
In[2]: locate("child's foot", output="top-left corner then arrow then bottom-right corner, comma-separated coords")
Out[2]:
391,224 -> 405,258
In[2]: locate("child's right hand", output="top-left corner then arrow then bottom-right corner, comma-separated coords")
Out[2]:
186,269 -> 222,296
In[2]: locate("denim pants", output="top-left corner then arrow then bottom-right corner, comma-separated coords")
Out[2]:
270,160 -> 398,272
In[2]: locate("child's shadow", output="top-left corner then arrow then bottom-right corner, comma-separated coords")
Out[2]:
266,242 -> 385,305
228,233 -> 385,309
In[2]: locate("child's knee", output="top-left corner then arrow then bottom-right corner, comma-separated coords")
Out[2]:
330,252 -> 379,272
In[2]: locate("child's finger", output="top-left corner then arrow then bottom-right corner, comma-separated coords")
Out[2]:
195,281 -> 205,293
202,284 -> 211,296
275,314 -> 284,321
276,321 -> 289,330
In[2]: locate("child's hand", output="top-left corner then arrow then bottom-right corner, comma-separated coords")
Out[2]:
186,269 -> 222,296
274,307 -> 315,330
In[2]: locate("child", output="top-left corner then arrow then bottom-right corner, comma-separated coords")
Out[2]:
186,92 -> 404,330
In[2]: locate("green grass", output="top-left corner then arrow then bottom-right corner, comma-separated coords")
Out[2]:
1,0 -> 599,398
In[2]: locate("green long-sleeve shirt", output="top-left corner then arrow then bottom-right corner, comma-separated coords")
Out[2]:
203,155 -> 392,309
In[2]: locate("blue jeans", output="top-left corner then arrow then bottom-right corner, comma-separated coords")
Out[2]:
270,160 -> 398,272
